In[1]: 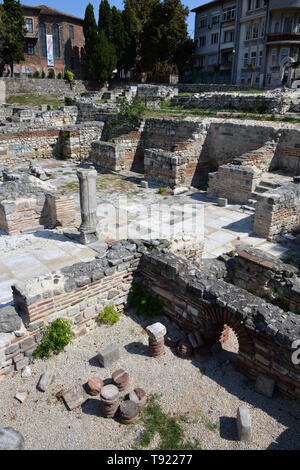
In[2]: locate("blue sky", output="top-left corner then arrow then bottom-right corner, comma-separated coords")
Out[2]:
23,0 -> 206,38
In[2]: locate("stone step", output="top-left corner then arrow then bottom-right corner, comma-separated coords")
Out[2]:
259,180 -> 281,189
255,185 -> 270,193
241,205 -> 255,212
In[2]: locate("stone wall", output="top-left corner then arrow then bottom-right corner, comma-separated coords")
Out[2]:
2,78 -> 102,97
0,122 -> 103,167
1,244 -> 300,400
254,181 -> 300,240
141,250 -> 300,400
226,247 -> 300,314
171,92 -> 292,114
177,83 -> 252,93
0,80 -> 5,104
0,180 -> 76,235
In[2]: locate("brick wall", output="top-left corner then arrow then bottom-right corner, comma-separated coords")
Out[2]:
254,182 -> 300,240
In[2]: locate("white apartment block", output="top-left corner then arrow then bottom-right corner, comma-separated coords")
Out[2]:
192,0 -> 300,88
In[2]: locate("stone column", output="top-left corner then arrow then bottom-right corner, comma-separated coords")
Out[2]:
77,167 -> 98,245
146,322 -> 167,357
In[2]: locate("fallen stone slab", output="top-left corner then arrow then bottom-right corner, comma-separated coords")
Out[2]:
237,406 -> 251,442
62,385 -> 87,411
0,427 -> 25,450
255,374 -> 275,398
98,343 -> 120,367
37,370 -> 55,392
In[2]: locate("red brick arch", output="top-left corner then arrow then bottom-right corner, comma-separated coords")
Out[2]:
200,302 -> 255,356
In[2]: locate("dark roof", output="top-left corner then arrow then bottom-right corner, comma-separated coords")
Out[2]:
191,1 -> 221,14
21,3 -> 83,22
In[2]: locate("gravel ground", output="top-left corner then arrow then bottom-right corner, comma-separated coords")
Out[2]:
0,311 -> 299,451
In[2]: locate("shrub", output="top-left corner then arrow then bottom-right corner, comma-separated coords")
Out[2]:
109,97 -> 146,133
129,283 -> 163,319
64,70 -> 74,90
33,318 -> 75,359
57,72 -> 62,79
41,70 -> 45,79
98,305 -> 120,326
48,69 -> 55,79
33,71 -> 40,78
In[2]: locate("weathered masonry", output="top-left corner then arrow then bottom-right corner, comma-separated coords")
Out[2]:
1,243 -> 299,400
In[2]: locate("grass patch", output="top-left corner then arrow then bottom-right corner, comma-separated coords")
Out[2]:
33,318 -> 75,359
157,187 -> 172,195
129,283 -> 163,319
139,393 -> 201,450
98,305 -> 120,326
6,93 -> 64,109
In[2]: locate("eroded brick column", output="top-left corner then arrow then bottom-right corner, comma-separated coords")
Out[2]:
77,167 -> 98,245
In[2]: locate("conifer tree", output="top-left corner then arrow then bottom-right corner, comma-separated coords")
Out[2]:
98,0 -> 112,41
122,0 -> 137,74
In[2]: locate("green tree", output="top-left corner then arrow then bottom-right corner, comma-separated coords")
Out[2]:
174,38 -> 195,81
0,0 -> 26,76
83,3 -> 98,80
122,0 -> 137,74
98,0 -> 112,41
140,0 -> 189,73
111,6 -> 125,77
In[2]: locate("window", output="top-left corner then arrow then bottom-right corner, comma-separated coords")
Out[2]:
261,21 -> 265,37
283,17 -> 293,33
271,48 -> 277,65
199,17 -> 207,29
70,57 -> 75,71
69,25 -> 74,39
250,51 -> 257,66
223,7 -> 235,22
25,18 -> 33,33
244,52 -> 249,67
39,23 -> 46,57
274,22 -> 279,33
198,36 -> 206,48
224,31 -> 234,43
246,24 -> 251,40
211,33 -> 219,45
259,50 -> 263,66
26,42 -> 34,55
52,24 -> 60,58
252,23 -> 259,39
255,0 -> 260,9
198,56 -> 205,67
212,15 -> 219,25
280,48 -> 289,63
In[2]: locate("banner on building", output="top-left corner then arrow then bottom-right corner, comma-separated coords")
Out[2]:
46,35 -> 54,67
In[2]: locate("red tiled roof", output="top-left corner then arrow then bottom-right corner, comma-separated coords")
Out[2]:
21,3 -> 83,22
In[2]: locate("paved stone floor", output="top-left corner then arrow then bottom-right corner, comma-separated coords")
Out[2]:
0,159 -> 290,305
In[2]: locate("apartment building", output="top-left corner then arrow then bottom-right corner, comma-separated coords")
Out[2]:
5,4 -> 85,78
192,0 -> 300,87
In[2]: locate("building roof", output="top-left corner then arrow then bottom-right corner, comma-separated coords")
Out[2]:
191,1 -> 222,14
21,3 -> 83,22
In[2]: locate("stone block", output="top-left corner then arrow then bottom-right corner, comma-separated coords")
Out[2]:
37,370 -> 55,392
146,322 -> 167,341
218,198 -> 228,207
98,343 -> 120,367
236,406 -> 251,442
0,306 -> 22,333
255,374 -> 275,398
62,385 -> 87,410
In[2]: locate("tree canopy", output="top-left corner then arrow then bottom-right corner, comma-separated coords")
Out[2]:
0,0 -> 26,76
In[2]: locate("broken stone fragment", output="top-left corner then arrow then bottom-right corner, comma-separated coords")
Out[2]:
0,427 -> 25,450
236,406 -> 251,442
21,366 -> 31,379
14,391 -> 28,403
0,306 -> 22,333
37,370 -> 55,392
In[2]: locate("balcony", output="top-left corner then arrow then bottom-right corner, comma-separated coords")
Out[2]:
267,33 -> 300,43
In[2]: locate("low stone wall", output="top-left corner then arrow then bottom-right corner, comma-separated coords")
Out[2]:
2,78 -> 102,97
177,83 -> 252,93
207,165 -> 261,204
0,122 -> 103,166
171,93 -> 292,115
144,149 -> 188,188
7,106 -> 78,127
141,250 -> 300,400
0,180 -> 76,234
254,181 -> 300,240
226,247 -> 300,314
